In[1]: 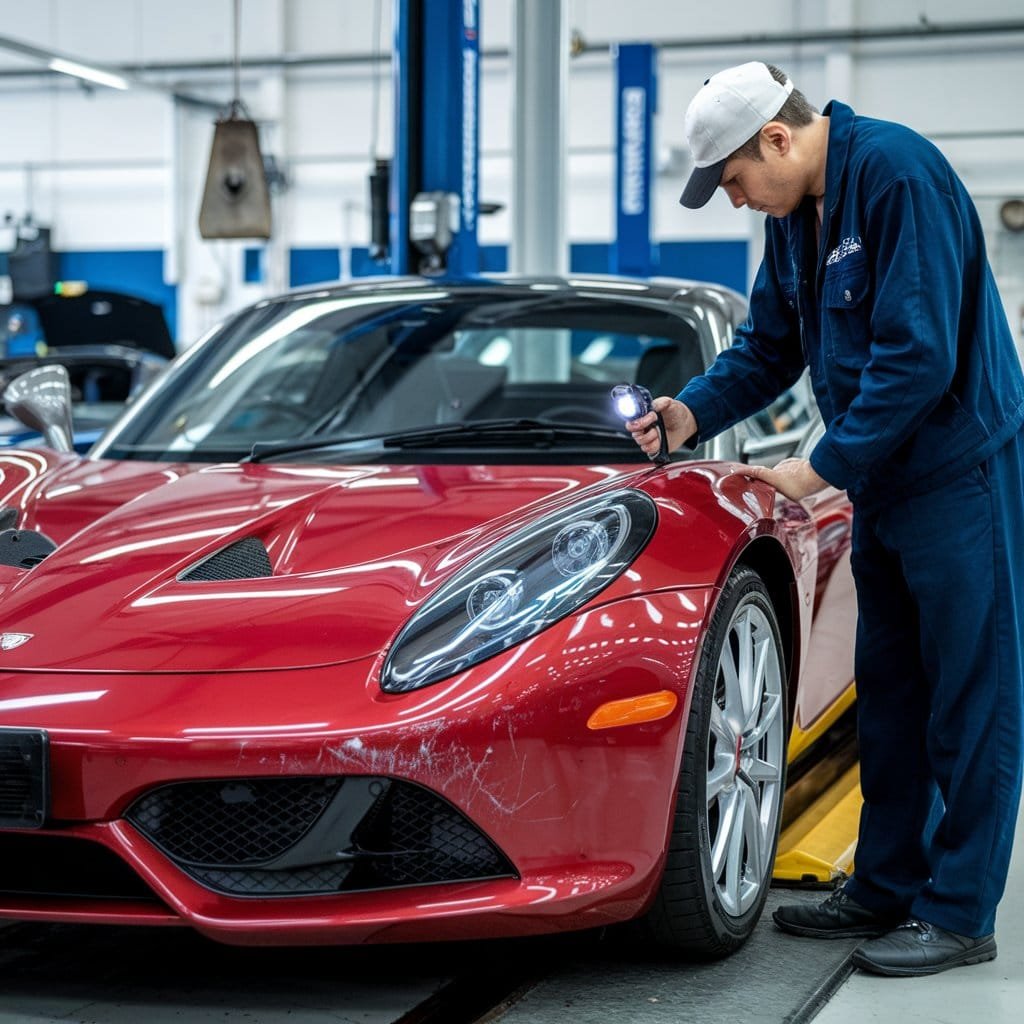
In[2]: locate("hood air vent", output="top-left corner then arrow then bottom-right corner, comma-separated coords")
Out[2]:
0,529 -> 57,569
179,536 -> 273,582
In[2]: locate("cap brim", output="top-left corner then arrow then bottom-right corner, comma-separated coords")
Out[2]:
679,158 -> 726,209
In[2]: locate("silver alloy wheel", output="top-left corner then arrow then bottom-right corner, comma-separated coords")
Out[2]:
706,598 -> 785,917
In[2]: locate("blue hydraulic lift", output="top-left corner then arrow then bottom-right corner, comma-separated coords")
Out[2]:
387,0 -> 480,277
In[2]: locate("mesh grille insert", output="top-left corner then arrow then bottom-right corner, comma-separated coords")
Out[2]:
125,775 -> 515,897
128,777 -> 341,865
350,781 -> 511,887
179,536 -> 272,582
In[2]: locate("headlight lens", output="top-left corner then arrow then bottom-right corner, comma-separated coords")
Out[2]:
380,489 -> 657,693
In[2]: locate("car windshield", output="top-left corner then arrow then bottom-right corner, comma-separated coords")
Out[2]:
95,285 -> 709,464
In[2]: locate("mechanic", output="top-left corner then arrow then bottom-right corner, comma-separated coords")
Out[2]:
627,60 -> 1024,977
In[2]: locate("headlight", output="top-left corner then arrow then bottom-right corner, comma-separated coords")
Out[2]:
380,489 -> 657,693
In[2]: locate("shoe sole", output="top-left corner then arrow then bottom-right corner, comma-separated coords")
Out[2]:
774,922 -> 894,939
852,940 -> 998,977
772,912 -> 897,940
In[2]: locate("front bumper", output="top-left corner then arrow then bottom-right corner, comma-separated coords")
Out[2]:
0,588 -> 714,945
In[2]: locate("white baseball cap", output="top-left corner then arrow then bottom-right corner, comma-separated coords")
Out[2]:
680,61 -> 795,209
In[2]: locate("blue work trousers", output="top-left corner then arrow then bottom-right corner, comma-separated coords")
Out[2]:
843,432 -> 1024,937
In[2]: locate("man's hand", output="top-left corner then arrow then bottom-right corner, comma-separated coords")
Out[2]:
626,397 -> 697,459
745,458 -> 829,502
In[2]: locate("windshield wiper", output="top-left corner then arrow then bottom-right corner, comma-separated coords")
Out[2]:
245,419 -> 634,463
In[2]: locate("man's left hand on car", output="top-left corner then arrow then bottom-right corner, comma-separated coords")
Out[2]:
745,457 -> 829,501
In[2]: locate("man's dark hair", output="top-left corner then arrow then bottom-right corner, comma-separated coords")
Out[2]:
729,64 -> 818,162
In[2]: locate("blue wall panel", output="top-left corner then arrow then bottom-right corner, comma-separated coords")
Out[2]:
657,241 -> 748,294
289,248 -> 341,287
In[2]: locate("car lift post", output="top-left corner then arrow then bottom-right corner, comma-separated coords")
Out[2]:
390,0 -> 480,277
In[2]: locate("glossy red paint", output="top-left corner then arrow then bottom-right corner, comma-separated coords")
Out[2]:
0,448 -> 850,944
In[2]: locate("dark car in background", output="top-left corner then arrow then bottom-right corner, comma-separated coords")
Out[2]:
0,288 -> 172,449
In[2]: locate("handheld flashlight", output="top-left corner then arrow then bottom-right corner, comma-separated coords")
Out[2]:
610,383 -> 669,464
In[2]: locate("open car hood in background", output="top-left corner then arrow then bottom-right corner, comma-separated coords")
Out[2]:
29,290 -> 175,359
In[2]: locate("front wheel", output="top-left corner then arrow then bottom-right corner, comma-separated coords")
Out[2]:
638,564 -> 789,957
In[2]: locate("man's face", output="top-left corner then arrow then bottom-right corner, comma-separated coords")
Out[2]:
718,144 -> 806,218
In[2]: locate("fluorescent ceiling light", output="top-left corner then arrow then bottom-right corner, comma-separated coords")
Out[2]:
47,57 -> 129,91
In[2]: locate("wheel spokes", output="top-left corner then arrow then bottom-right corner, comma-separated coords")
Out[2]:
719,780 -> 762,915
710,788 -> 740,878
710,700 -> 735,747
736,609 -> 754,723
719,638 -> 744,733
745,634 -> 771,733
743,691 -> 782,750
739,777 -> 764,886
705,595 -> 787,919
723,786 -> 747,910
745,754 -> 780,784
707,754 -> 734,803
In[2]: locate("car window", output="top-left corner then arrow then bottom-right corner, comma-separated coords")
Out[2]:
99,291 -> 710,461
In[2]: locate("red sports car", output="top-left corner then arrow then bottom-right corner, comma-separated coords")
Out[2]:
0,275 -> 856,957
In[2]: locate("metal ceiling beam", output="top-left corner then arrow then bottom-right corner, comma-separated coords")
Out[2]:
645,18 -> 1024,52
0,17 -> 1020,80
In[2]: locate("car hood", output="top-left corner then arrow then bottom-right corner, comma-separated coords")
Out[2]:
0,452 -> 643,673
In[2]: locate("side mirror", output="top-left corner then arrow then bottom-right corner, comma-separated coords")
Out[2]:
2,364 -> 74,453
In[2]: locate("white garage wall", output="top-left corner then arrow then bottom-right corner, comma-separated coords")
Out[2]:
0,0 -> 1022,352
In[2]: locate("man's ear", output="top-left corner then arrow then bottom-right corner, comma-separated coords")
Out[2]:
760,121 -> 791,157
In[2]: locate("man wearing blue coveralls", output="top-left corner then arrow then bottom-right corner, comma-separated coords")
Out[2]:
628,61 -> 1024,976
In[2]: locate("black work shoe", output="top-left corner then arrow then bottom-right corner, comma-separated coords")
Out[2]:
772,888 -> 904,939
852,919 -> 997,977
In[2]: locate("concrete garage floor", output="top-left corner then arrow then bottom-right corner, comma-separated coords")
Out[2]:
0,794 -> 1021,1024
492,887 -> 862,1024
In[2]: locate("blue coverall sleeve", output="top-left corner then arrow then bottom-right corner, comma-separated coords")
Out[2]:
678,229 -> 805,445
809,177 -> 965,491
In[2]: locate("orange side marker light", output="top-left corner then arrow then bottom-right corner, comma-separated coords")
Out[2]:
586,690 -> 678,730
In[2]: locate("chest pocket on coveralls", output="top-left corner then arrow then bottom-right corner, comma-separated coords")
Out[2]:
822,257 -> 870,369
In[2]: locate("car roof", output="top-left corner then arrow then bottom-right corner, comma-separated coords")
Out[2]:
275,273 -> 748,326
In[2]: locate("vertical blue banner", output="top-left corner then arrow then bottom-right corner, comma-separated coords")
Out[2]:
612,43 -> 657,277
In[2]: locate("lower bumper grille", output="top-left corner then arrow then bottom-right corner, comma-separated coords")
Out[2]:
0,728 -> 48,829
126,775 -> 516,897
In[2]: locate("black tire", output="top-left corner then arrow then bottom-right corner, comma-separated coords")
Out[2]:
636,564 -> 789,958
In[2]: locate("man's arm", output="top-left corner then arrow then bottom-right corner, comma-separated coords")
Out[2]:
681,228 -> 806,445
629,226 -> 805,455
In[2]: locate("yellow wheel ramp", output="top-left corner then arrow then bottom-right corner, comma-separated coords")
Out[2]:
773,763 -> 862,884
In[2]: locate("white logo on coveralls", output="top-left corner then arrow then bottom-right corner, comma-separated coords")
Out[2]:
0,632 -> 33,650
826,236 -> 864,266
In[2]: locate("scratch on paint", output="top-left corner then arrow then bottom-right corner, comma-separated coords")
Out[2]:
506,719 -> 518,762
323,716 -> 552,818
